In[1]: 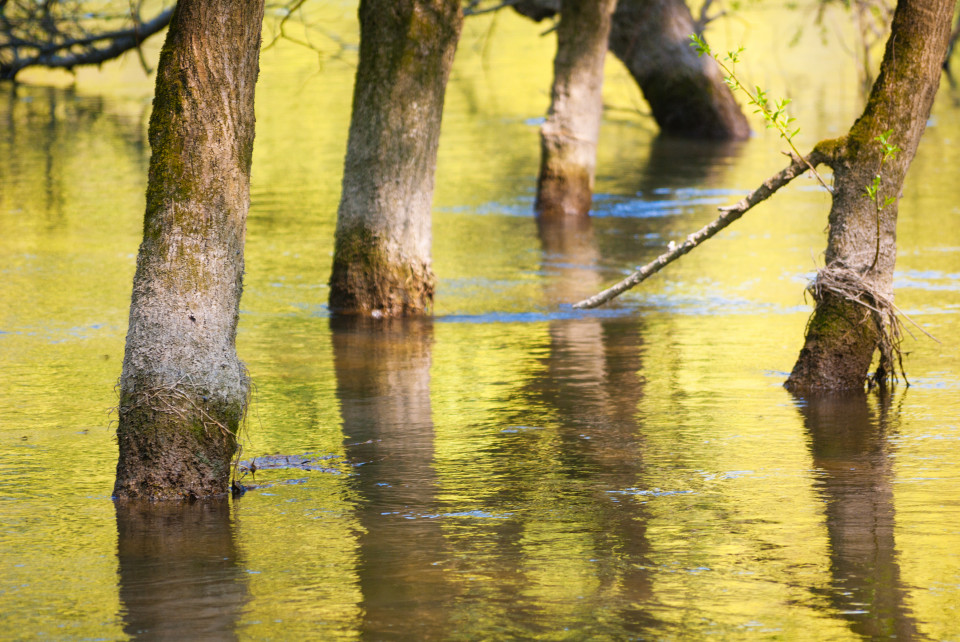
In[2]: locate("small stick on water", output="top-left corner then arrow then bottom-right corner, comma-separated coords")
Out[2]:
573,150 -> 827,309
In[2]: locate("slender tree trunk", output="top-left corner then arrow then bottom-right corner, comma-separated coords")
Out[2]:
609,0 -> 749,140
114,0 -> 265,500
514,0 -> 749,141
535,0 -> 618,219
786,0 -> 953,392
329,0 -> 463,317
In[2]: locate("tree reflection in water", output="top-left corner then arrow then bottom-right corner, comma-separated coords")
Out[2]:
115,499 -> 248,640
332,316 -> 452,637
798,392 -> 918,639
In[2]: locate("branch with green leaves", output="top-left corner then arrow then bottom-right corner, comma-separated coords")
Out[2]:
866,128 -> 901,271
689,34 -> 831,193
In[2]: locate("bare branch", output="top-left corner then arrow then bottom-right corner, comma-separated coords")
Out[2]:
1,5 -> 173,80
573,149 -> 828,309
464,0 -> 521,16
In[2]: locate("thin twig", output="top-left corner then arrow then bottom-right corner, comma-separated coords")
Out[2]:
573,150 -> 826,309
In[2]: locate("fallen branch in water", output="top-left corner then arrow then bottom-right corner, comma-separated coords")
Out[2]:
573,149 -> 828,309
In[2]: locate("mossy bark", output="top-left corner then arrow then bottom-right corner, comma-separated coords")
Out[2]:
329,0 -> 463,317
535,0 -> 618,220
115,0 -> 265,500
785,0 -> 953,393
514,0 -> 749,141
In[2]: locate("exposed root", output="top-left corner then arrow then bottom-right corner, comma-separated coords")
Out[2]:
808,263 -> 937,390
118,364 -> 252,491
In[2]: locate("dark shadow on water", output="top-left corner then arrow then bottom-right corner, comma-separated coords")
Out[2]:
331,316 -> 452,638
795,391 -> 919,639
115,499 -> 247,641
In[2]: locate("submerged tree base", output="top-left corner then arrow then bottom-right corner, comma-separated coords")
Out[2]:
535,158 -> 593,219
785,291 -> 880,393
329,225 -> 435,317
114,378 -> 247,501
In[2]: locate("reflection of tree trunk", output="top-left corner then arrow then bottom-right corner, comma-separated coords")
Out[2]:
535,219 -> 655,631
535,0 -> 617,219
797,393 -> 918,639
331,317 -> 451,636
116,500 -> 247,640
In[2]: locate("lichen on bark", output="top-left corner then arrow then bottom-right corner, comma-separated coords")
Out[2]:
329,0 -> 462,317
535,0 -> 618,219
114,0 -> 265,500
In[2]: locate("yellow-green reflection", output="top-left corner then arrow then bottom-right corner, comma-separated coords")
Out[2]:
2,3 -> 960,639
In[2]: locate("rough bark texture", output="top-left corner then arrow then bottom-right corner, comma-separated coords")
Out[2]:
786,0 -> 953,393
515,0 -> 749,141
329,0 -> 463,317
535,0 -> 617,219
609,0 -> 749,140
114,0 -> 264,500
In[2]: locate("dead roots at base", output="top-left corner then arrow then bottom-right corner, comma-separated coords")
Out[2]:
118,370 -> 252,489
808,264 -> 937,389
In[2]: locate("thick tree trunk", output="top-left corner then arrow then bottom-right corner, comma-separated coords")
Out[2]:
535,0 -> 617,219
329,0 -> 463,317
514,0 -> 749,141
609,0 -> 749,140
114,0 -> 264,500
786,0 -> 953,392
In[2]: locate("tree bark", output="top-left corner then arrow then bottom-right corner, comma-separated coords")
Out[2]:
609,0 -> 749,140
514,0 -> 749,141
535,0 -> 617,219
786,0 -> 953,393
329,0 -> 463,317
114,0 -> 265,500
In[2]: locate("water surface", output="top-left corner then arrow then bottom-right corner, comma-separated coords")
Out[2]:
2,4 -> 960,640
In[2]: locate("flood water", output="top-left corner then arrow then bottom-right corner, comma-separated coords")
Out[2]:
2,3 -> 960,640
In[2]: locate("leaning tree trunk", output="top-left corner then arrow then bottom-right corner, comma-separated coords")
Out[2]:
609,0 -> 749,140
785,0 -> 953,392
535,0 -> 618,219
114,0 -> 264,500
513,0 -> 749,141
329,0 -> 463,317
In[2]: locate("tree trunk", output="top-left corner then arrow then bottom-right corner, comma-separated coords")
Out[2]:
535,0 -> 618,219
114,0 -> 264,500
329,0 -> 463,317
609,0 -> 749,140
786,0 -> 953,392
513,0 -> 749,141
